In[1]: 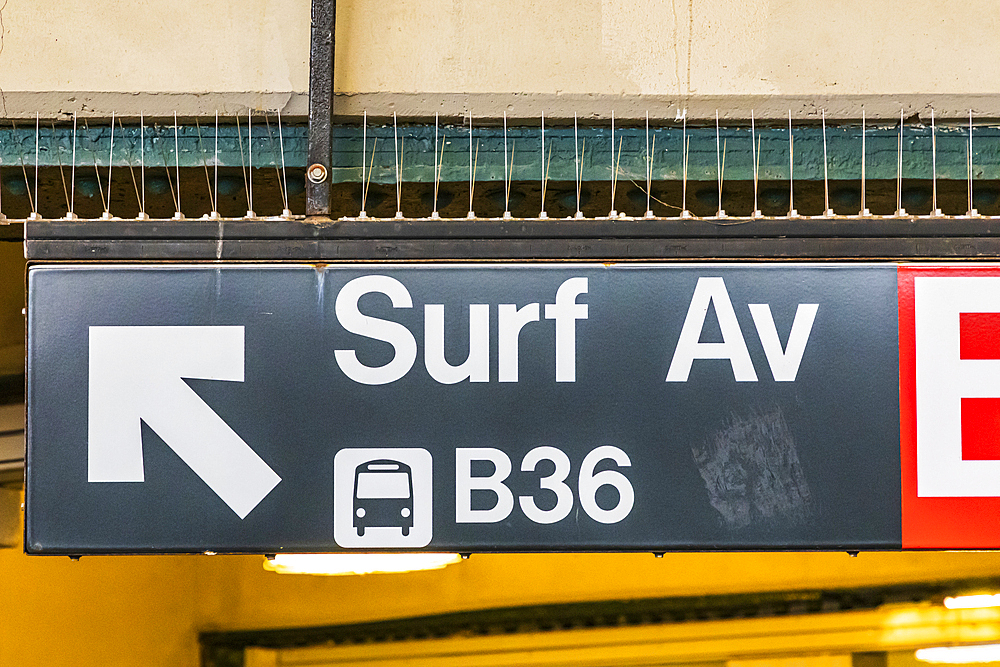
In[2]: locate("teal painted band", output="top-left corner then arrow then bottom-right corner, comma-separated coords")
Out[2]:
0,123 -> 309,171
0,122 -> 994,183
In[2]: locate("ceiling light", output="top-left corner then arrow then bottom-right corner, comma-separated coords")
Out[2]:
262,553 -> 462,576
916,645 -> 1000,664
944,594 -> 1000,610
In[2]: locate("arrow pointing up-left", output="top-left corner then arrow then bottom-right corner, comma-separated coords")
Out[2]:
88,326 -> 281,519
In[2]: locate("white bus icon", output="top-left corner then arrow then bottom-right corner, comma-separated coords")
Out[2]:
353,459 -> 414,537
334,448 -> 432,548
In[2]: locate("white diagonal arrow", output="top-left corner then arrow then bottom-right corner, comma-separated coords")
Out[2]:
88,326 -> 281,519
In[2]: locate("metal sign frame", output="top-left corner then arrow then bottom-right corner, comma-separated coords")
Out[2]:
27,262 -> 907,554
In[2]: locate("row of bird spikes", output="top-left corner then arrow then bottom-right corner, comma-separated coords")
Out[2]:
0,109 -> 995,220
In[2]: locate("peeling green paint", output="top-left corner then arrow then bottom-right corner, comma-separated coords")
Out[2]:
1,121 -> 995,184
0,123 -> 309,171
332,122 -> 999,184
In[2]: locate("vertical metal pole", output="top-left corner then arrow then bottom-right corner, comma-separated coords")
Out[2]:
306,0 -> 335,217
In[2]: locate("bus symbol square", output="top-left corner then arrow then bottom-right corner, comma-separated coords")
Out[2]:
334,448 -> 432,548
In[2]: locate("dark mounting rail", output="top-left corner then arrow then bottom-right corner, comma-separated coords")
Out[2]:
22,216 -> 1000,261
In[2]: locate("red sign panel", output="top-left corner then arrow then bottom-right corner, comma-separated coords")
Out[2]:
900,265 -> 1000,548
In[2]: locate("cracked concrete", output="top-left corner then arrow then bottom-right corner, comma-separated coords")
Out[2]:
0,91 -> 307,120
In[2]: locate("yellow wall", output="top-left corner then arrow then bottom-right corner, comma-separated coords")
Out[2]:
338,0 -> 1000,105
0,549 -> 204,665
0,0 -> 311,117
253,609 -> 1000,666
2,0 -> 1000,118
0,243 -> 26,378
210,551 -> 1000,630
6,540 -> 1000,665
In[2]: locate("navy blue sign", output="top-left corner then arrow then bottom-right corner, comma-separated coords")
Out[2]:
26,264 -> 900,553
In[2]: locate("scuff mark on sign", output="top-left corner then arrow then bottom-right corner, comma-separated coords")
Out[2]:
693,406 -> 812,530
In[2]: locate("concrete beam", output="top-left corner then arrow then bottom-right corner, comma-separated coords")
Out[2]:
330,93 -> 1000,123
0,92 -> 308,121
